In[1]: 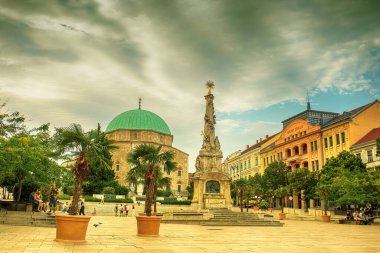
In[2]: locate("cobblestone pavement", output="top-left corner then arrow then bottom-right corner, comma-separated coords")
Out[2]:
0,215 -> 379,253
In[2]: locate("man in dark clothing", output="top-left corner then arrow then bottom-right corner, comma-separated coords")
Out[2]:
79,201 -> 85,215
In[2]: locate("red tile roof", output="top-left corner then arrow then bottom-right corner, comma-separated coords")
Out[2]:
240,133 -> 278,155
352,127 -> 380,147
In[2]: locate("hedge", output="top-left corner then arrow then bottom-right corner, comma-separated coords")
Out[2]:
57,195 -> 133,203
156,200 -> 191,205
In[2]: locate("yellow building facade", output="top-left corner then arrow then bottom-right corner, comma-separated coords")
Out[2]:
321,100 -> 380,163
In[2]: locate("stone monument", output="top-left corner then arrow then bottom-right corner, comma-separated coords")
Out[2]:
191,81 -> 232,210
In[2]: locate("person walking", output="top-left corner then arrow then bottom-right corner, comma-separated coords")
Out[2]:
126,204 -> 129,217
114,204 -> 118,216
132,204 -> 135,217
79,201 -> 85,215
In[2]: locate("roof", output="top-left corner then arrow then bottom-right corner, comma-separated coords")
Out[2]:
351,127 -> 380,147
240,133 -> 278,155
322,100 -> 379,128
106,109 -> 171,135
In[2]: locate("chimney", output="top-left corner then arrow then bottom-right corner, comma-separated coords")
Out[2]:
246,145 -> 249,149
266,134 -> 269,139
260,138 -> 262,142
256,140 -> 258,144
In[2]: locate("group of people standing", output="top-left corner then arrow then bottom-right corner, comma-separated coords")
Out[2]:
115,204 -> 135,217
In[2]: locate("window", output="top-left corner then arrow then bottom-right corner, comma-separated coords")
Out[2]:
329,136 -> 333,147
177,185 -> 182,192
356,153 -> 361,159
177,169 -> 182,177
115,163 -> 120,172
248,159 -> 251,168
131,132 -> 138,140
324,138 -> 328,148
341,132 -> 346,143
160,136 -> 164,143
336,134 -> 340,145
368,150 -> 373,162
244,161 -> 247,169
255,156 -> 259,165
314,141 -> 318,151
311,161 -> 315,171
316,160 -> 319,170
310,142 -> 314,152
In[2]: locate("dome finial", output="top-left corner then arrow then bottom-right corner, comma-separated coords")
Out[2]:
138,98 -> 142,110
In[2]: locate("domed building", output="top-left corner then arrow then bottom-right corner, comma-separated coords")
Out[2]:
105,106 -> 189,195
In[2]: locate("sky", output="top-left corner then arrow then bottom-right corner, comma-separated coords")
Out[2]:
0,0 -> 379,172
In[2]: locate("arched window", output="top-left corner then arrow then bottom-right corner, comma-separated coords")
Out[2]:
293,146 -> 299,155
301,143 -> 307,154
177,168 -> 182,177
115,161 -> 120,172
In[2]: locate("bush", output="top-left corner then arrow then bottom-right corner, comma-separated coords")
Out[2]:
156,200 -> 191,205
105,198 -> 133,203
259,200 -> 270,209
157,190 -> 173,197
102,186 -> 115,195
62,185 -> 74,196
57,194 -> 70,200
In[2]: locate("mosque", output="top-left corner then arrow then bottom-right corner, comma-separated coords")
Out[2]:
105,102 -> 189,195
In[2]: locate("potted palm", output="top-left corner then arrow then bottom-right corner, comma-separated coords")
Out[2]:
54,124 -> 114,241
274,186 -> 289,220
127,144 -> 175,236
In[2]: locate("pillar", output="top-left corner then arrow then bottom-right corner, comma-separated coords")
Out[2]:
309,199 -> 315,209
301,190 -> 306,210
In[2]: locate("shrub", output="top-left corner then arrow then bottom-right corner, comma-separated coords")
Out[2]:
57,194 -> 70,200
157,190 -> 173,197
102,186 -> 115,195
104,198 -> 133,203
156,200 -> 191,205
259,200 -> 270,209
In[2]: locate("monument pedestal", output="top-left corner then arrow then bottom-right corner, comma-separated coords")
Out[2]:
191,172 -> 232,210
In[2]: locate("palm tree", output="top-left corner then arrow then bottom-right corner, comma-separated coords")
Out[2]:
55,124 -> 113,215
127,144 -> 176,216
153,168 -> 173,213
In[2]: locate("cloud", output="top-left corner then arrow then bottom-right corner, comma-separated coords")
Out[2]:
0,0 -> 379,172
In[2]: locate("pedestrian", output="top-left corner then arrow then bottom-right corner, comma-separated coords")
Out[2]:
123,204 -> 127,216
119,204 -> 124,217
48,183 -> 58,213
100,195 -> 105,205
79,201 -> 85,215
114,204 -> 118,216
132,204 -> 135,216
126,204 -> 129,217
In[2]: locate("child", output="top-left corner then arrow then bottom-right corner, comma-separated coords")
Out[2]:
119,204 -> 124,217
79,201 -> 85,215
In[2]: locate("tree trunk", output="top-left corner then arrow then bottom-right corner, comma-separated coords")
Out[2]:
16,177 -> 24,202
280,196 -> 284,213
153,184 -> 157,213
240,190 -> 243,213
323,194 -> 327,215
144,167 -> 155,216
69,177 -> 83,215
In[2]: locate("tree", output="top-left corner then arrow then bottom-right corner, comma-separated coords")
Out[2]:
54,124 -> 112,215
82,124 -> 118,195
287,168 -> 311,210
317,151 -> 368,215
232,178 -> 248,212
127,144 -> 176,216
274,186 -> 289,213
262,161 -> 289,191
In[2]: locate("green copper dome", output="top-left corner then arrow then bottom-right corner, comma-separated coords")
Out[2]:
106,109 -> 171,135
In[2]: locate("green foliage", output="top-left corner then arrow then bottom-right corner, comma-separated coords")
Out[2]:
54,123 -> 115,215
156,189 -> 173,197
156,200 -> 191,205
186,180 -> 194,199
102,186 -> 115,195
57,194 -> 71,200
263,161 -> 289,191
0,106 -> 61,201
127,144 -> 176,216
258,200 -> 270,209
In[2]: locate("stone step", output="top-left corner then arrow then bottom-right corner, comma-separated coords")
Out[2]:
0,211 -> 56,227
202,221 -> 283,226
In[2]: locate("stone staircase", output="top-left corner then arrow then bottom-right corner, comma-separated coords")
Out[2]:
202,208 -> 283,226
0,211 -> 56,227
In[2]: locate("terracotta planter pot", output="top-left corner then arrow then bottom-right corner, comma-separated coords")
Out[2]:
136,215 -> 162,237
321,215 -> 331,222
278,212 -> 287,220
55,214 -> 91,242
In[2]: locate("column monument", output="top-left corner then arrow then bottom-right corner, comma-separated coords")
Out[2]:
191,81 -> 232,210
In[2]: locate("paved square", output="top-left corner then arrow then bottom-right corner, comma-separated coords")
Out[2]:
0,215 -> 379,252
